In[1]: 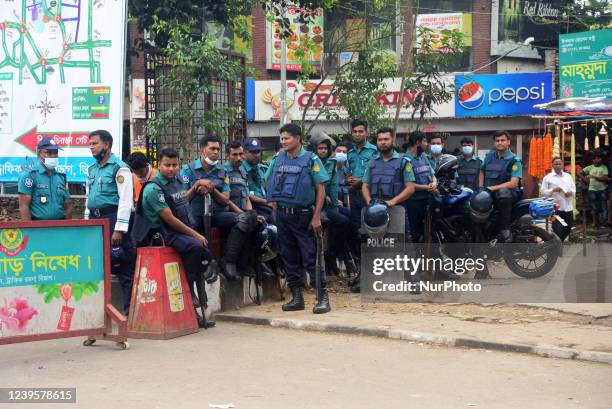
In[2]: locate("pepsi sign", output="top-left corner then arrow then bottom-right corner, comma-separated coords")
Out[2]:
455,72 -> 553,117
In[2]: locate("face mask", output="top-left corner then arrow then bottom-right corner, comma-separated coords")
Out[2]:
462,146 -> 473,155
137,165 -> 152,183
93,148 -> 107,161
335,152 -> 347,163
430,145 -> 443,155
44,157 -> 58,170
204,156 -> 218,166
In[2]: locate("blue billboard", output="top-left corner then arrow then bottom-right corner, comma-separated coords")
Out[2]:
455,72 -> 553,117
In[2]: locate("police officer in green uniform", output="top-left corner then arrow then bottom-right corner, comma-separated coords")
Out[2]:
457,138 -> 482,191
346,119 -> 377,257
86,130 -> 135,315
180,135 -> 250,281
18,137 -> 72,221
479,131 -> 523,242
135,148 -> 213,326
404,131 -> 437,243
362,128 -> 416,223
242,137 -> 272,219
264,123 -> 331,314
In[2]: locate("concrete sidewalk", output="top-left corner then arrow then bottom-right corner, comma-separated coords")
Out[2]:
216,292 -> 612,365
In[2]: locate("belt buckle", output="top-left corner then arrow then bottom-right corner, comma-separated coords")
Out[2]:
93,208 -> 101,217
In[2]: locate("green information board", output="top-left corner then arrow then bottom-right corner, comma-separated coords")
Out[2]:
559,29 -> 612,99
72,87 -> 111,119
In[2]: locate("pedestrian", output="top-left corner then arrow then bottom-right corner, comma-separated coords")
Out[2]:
581,151 -> 609,227
18,136 -> 72,221
457,137 -> 482,191
334,141 -> 350,208
427,133 -> 445,169
85,130 -> 135,315
479,131 -> 523,242
404,131 -> 437,243
126,151 -> 157,204
541,157 -> 575,242
264,123 -> 331,314
134,148 -> 212,326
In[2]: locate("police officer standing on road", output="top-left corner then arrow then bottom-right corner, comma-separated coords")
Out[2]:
264,123 -> 331,314
242,137 -> 273,219
18,136 -> 72,221
479,131 -> 523,242
180,135 -> 250,281
85,130 -> 135,315
134,148 -> 212,326
457,138 -> 481,191
346,120 -> 377,257
404,131 -> 437,243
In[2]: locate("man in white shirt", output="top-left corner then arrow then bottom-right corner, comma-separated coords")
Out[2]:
541,157 -> 575,242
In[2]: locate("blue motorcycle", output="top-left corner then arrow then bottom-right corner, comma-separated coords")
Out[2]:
428,155 -> 561,279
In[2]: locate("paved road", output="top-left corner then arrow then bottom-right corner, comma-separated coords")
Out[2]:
1,323 -> 611,409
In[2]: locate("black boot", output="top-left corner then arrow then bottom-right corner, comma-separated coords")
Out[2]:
313,288 -> 331,314
282,287 -> 305,311
221,227 -> 247,281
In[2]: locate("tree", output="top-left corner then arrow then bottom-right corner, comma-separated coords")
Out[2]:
561,1 -> 612,33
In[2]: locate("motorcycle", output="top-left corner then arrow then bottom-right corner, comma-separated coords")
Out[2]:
427,155 -> 562,279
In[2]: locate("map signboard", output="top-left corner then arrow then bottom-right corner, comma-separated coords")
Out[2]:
0,0 -> 127,182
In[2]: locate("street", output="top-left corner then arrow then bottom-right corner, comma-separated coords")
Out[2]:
1,323 -> 611,409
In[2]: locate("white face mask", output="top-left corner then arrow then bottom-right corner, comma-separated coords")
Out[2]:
204,156 -> 218,166
335,152 -> 347,163
44,157 -> 58,170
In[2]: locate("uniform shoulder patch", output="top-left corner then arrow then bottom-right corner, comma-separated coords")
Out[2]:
116,175 -> 125,184
158,193 -> 166,203
313,164 -> 321,172
511,164 -> 519,172
404,162 -> 412,173
24,178 -> 33,188
224,176 -> 230,184
182,174 -> 190,183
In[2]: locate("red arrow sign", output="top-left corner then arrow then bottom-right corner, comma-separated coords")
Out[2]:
16,127 -> 90,153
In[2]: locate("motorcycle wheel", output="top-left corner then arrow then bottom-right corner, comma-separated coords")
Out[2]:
503,225 -> 560,279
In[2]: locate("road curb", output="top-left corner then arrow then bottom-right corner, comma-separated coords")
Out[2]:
216,314 -> 612,365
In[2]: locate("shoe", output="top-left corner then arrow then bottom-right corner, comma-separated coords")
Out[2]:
313,288 -> 331,314
282,287 -> 305,311
220,258 -> 240,281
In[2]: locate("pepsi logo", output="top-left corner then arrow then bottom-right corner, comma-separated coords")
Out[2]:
457,81 -> 484,110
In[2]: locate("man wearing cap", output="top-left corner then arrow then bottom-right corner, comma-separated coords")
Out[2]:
18,136 -> 72,221
85,130 -> 135,315
242,137 -> 273,219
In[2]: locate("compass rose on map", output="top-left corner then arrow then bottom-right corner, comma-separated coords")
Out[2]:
29,91 -> 60,124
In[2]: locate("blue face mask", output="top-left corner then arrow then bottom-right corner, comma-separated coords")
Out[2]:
430,145 -> 443,155
462,146 -> 473,155
335,152 -> 347,163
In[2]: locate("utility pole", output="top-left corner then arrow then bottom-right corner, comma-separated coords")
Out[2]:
280,35 -> 288,126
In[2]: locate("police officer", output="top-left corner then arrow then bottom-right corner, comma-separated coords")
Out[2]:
18,136 -> 72,221
334,142 -> 350,208
346,120 -> 377,257
427,134 -> 445,169
242,137 -> 273,219
180,135 -> 249,281
362,127 -> 416,219
457,138 -> 481,191
135,148 -> 212,324
479,131 -> 523,242
404,131 -> 437,243
264,123 -> 331,314
86,130 -> 135,315
310,135 -> 350,277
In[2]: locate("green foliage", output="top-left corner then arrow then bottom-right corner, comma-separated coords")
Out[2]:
145,19 -> 246,158
331,47 -> 399,131
562,1 -> 612,33
35,282 -> 100,304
